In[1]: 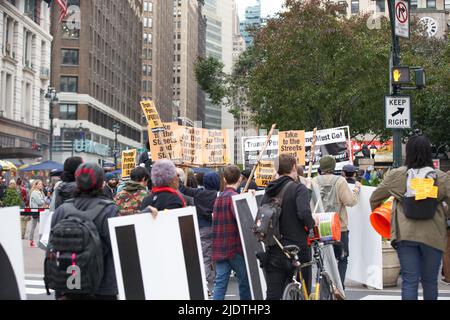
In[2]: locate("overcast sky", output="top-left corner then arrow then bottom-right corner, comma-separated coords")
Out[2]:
237,0 -> 285,20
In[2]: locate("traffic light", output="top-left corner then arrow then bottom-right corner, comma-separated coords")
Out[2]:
391,66 -> 410,84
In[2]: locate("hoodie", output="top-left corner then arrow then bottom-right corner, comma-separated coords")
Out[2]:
53,181 -> 77,210
261,175 -> 315,250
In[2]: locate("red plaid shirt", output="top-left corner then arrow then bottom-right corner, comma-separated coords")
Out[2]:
212,187 -> 243,262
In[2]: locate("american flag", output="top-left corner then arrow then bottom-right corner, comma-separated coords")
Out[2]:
43,0 -> 68,22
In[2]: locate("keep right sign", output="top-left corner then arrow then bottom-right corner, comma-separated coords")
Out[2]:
385,95 -> 412,129
394,0 -> 410,38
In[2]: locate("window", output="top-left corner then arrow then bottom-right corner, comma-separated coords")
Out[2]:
445,0 -> 450,9
351,0 -> 359,14
427,0 -> 436,8
411,0 -> 418,9
59,104 -> 77,120
376,0 -> 385,12
61,49 -> 79,65
60,76 -> 78,92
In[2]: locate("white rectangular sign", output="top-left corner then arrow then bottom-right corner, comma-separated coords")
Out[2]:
385,95 -> 411,129
394,0 -> 410,38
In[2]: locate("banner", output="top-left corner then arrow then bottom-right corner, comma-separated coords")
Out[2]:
278,130 -> 306,166
148,122 -> 182,161
121,149 -> 137,179
140,100 -> 164,132
255,161 -> 276,188
0,207 -> 27,300
108,207 -> 207,300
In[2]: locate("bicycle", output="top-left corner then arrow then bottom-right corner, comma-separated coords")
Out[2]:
280,227 -> 342,300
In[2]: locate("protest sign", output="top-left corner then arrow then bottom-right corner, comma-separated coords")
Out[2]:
140,100 -> 164,132
149,122 -> 182,161
255,161 -> 276,188
278,130 -> 305,165
179,126 -> 204,165
121,149 -> 137,179
202,129 -> 230,165
242,136 -> 278,170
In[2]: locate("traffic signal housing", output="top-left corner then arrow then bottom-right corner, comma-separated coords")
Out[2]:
392,66 -> 411,84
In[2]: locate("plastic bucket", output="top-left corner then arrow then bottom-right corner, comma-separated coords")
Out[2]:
313,212 -> 341,242
370,197 -> 393,239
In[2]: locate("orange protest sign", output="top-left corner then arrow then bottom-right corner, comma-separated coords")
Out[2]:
148,122 -> 181,161
278,130 -> 306,165
255,161 -> 276,188
140,100 -> 164,132
202,129 -> 230,165
121,149 -> 137,179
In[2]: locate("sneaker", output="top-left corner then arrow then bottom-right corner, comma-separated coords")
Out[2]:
29,240 -> 36,247
440,278 -> 450,286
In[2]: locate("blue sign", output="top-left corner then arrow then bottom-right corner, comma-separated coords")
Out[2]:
74,140 -> 110,157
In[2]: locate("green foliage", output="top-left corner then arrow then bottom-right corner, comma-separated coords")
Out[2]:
194,56 -> 228,105
226,0 -> 449,149
1,188 -> 23,208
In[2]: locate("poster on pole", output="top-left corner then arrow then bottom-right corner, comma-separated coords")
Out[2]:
394,0 -> 410,39
242,136 -> 279,170
255,161 -> 276,188
0,207 -> 27,300
108,207 -> 207,300
278,130 -> 306,166
148,122 -> 182,161
140,100 -> 165,132
121,149 -> 137,179
202,129 -> 230,165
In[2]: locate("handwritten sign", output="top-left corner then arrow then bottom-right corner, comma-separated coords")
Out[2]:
255,161 -> 276,188
121,149 -> 137,179
140,100 -> 164,132
149,122 -> 181,161
278,130 -> 305,165
410,178 -> 438,200
203,129 -> 229,165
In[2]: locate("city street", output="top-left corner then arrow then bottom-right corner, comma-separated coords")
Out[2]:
22,241 -> 450,301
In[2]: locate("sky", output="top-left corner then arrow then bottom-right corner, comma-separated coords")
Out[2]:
236,0 -> 285,20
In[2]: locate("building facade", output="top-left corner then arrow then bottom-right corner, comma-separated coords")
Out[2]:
173,0 -> 206,126
50,0 -> 143,165
0,0 -> 52,161
142,0 -> 174,123
239,0 -> 262,47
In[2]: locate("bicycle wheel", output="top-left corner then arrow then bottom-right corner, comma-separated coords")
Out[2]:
282,282 -> 305,300
319,272 -> 335,300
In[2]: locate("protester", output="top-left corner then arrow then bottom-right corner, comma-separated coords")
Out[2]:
52,156 -> 83,210
442,170 -> 450,285
261,154 -> 315,299
2,180 -> 23,207
196,172 -> 205,189
186,170 -> 198,188
137,140 -> 153,189
114,167 -> 150,216
0,171 -> 6,206
364,165 -> 374,182
29,180 -> 46,247
212,165 -> 251,300
297,165 -> 307,186
342,164 -> 357,184
179,172 -> 221,290
50,163 -> 119,300
103,172 -> 118,200
311,156 -> 361,290
239,169 -> 258,193
17,178 -> 30,239
140,159 -> 186,211
370,135 -> 450,300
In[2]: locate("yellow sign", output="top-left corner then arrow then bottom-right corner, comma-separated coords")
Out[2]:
278,130 -> 306,166
140,100 -> 164,131
148,122 -> 181,161
121,149 -> 137,179
255,161 -> 276,188
410,178 -> 438,200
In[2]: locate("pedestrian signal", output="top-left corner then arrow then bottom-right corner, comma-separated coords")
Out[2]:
391,66 -> 410,84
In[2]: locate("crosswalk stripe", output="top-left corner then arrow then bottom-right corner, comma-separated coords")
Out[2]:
25,279 -> 45,286
360,294 -> 450,300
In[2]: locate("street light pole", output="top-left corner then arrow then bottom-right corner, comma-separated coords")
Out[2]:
45,87 -> 58,161
113,123 -> 120,169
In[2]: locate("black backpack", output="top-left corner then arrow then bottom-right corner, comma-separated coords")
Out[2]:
44,199 -> 112,295
253,181 -> 293,247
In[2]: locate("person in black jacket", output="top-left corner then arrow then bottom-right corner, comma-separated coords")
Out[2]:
179,172 -> 220,288
260,154 -> 315,300
51,163 -> 119,300
140,159 -> 186,211
52,156 -> 83,210
102,172 -> 118,200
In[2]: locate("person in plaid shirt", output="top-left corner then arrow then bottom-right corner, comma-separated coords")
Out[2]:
212,165 -> 251,300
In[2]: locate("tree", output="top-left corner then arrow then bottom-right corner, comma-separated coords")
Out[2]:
194,56 -> 227,105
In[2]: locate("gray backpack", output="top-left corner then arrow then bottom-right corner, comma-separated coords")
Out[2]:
316,175 -> 341,212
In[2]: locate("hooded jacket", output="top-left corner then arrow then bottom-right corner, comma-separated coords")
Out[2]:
114,181 -> 148,216
261,175 -> 315,250
51,195 -> 119,296
53,181 -> 77,210
179,184 -> 217,228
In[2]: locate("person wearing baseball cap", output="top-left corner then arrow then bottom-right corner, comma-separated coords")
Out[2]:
342,164 -> 358,184
311,156 -> 361,291
51,163 -> 120,300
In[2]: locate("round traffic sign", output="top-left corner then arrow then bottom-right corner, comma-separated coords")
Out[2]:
395,2 -> 408,24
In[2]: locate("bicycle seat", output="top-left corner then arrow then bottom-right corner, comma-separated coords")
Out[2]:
283,245 -> 300,256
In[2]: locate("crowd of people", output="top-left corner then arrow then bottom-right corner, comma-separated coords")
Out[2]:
0,133 -> 449,301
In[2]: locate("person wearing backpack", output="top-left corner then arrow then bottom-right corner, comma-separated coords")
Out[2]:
178,172 -> 220,290
47,163 -> 119,300
260,154 -> 315,300
370,135 -> 450,300
114,167 -> 150,216
311,156 -> 361,290
211,165 -> 251,300
52,156 -> 83,210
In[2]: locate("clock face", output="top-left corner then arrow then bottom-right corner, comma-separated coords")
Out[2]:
419,17 -> 438,37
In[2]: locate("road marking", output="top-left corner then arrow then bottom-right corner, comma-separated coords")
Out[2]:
26,288 -> 52,295
25,279 -> 45,286
25,274 -> 45,278
347,288 -> 450,294
360,295 -> 450,300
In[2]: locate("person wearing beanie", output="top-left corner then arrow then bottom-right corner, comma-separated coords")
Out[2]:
51,163 -> 119,300
103,172 -> 118,200
311,156 -> 361,291
178,171 -> 221,292
52,156 -> 83,210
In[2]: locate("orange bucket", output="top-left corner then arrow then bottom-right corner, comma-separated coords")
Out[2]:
370,196 -> 394,239
313,212 -> 341,242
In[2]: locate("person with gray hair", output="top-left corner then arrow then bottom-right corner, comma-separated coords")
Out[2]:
140,159 -> 186,211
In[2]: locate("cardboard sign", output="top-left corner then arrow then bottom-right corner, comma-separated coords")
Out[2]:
179,126 -> 204,165
255,161 -> 276,188
278,130 -> 306,165
148,122 -> 182,161
121,149 -> 137,179
202,129 -> 229,165
140,100 -> 164,132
